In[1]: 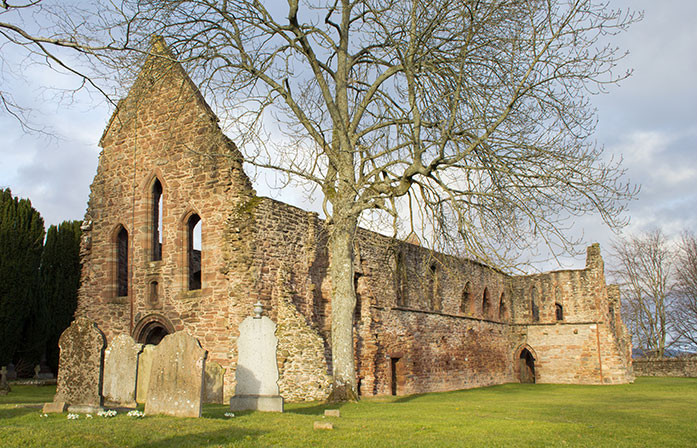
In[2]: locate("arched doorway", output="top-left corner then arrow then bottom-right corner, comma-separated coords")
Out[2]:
133,314 -> 174,345
519,348 -> 536,383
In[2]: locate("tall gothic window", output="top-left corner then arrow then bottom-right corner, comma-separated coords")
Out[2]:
395,251 -> 408,307
117,226 -> 129,297
152,179 -> 163,261
531,286 -> 539,322
482,287 -> 491,318
498,292 -> 507,320
461,281 -> 471,314
187,214 -> 202,290
429,263 -> 440,311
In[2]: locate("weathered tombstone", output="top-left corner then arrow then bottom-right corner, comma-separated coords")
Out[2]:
52,317 -> 106,413
145,332 -> 207,418
136,344 -> 155,404
6,363 -> 16,381
102,334 -> 143,408
230,302 -> 284,412
204,361 -> 225,404
0,366 -> 10,395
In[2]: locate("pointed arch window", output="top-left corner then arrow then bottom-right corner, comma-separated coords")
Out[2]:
461,281 -> 471,314
498,292 -> 507,320
531,286 -> 539,322
151,178 -> 163,261
116,226 -> 129,297
429,263 -> 440,311
482,287 -> 491,318
395,251 -> 408,306
555,287 -> 563,321
187,214 -> 202,290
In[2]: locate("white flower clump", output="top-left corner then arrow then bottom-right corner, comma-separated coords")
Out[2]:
40,413 -> 48,418
224,412 -> 235,418
86,414 -> 93,419
127,410 -> 145,418
97,409 -> 117,418
67,413 -> 79,420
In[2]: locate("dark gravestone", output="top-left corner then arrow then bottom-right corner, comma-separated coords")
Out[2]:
53,317 -> 106,413
0,366 -> 10,395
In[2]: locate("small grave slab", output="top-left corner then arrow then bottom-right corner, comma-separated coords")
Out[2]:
204,361 -> 225,404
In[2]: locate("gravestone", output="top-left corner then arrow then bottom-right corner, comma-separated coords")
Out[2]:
136,344 -> 155,404
0,366 -> 10,395
145,332 -> 207,418
204,361 -> 225,404
230,302 -> 284,412
6,363 -> 16,381
53,317 -> 106,413
102,334 -> 143,407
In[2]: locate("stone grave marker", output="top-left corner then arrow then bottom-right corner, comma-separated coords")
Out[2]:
0,366 -> 10,395
136,344 -> 155,404
103,334 -> 143,407
145,332 -> 207,418
230,302 -> 284,412
53,317 -> 106,413
204,361 -> 225,404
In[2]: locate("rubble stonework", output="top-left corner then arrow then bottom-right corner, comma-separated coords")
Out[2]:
77,40 -> 633,402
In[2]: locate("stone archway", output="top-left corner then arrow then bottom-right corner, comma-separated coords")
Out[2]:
518,347 -> 536,384
133,314 -> 175,345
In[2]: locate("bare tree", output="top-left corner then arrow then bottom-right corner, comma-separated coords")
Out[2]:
0,0 -> 119,131
675,233 -> 697,351
611,230 -> 676,358
63,0 -> 639,400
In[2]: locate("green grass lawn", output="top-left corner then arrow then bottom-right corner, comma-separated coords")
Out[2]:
1,377 -> 695,447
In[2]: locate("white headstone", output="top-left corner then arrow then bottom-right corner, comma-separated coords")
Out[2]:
230,305 -> 284,412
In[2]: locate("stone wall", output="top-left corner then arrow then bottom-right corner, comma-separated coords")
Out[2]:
633,358 -> 697,377
77,40 -> 633,403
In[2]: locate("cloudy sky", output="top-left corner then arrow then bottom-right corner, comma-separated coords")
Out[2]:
1,1 -> 696,271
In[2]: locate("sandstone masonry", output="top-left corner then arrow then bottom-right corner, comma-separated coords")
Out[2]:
77,39 -> 634,402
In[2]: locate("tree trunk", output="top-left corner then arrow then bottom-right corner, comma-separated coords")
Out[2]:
326,211 -> 359,402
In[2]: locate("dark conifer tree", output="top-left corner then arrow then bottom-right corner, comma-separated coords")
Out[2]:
41,221 -> 82,373
0,189 -> 45,368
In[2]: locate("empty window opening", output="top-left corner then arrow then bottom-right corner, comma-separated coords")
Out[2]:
395,252 -> 408,307
555,303 -> 564,321
152,179 -> 163,261
390,357 -> 405,395
429,263 -> 440,311
461,281 -> 471,314
498,292 -> 507,320
482,287 -> 490,318
117,226 -> 129,297
519,348 -> 536,383
354,273 -> 363,323
187,214 -> 202,290
149,281 -> 159,305
531,286 -> 539,322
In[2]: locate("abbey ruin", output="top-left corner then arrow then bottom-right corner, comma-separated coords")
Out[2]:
76,41 -> 634,402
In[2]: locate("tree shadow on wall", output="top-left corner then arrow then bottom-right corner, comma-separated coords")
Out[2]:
133,428 -> 266,448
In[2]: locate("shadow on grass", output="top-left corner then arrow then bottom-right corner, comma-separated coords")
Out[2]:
284,401 -> 347,416
133,427 -> 266,448
0,406 -> 44,420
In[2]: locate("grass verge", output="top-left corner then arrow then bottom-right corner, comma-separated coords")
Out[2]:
1,377 -> 695,447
